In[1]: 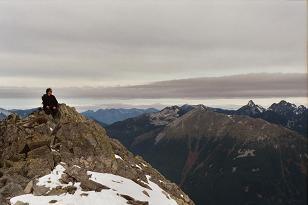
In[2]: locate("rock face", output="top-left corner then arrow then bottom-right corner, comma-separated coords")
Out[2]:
0,104 -> 194,205
107,106 -> 308,205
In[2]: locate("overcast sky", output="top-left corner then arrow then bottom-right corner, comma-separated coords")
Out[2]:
0,0 -> 306,108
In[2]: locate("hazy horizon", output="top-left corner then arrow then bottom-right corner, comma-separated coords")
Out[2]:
0,96 -> 307,112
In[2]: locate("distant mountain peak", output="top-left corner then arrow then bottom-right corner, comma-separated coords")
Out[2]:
277,100 -> 297,108
269,100 -> 297,111
149,106 -> 181,126
236,100 -> 265,116
163,105 -> 181,111
148,104 -> 209,126
268,100 -> 298,114
247,100 -> 256,107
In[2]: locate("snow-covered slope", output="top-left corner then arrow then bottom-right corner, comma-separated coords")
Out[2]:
11,163 -> 178,205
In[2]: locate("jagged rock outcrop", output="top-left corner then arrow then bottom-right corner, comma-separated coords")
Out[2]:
0,104 -> 194,205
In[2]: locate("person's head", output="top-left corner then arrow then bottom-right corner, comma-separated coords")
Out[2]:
46,88 -> 53,96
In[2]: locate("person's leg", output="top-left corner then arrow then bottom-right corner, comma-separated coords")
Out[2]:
44,108 -> 52,115
52,108 -> 59,119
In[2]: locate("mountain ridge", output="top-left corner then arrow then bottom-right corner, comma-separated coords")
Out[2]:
107,103 -> 307,205
82,108 -> 159,125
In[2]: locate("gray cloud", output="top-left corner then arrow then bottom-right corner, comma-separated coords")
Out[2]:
1,73 -> 306,99
0,0 -> 306,87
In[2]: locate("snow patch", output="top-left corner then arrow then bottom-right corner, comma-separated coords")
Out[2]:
11,164 -> 177,205
252,168 -> 260,172
234,149 -> 256,159
114,154 -> 123,160
36,164 -> 72,189
135,164 -> 142,170
227,115 -> 235,122
155,132 -> 165,144
256,105 -> 265,113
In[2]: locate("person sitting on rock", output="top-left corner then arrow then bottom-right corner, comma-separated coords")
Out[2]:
42,88 -> 59,117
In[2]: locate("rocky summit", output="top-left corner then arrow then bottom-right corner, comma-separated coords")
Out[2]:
0,104 -> 194,205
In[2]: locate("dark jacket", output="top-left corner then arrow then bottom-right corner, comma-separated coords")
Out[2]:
42,94 -> 59,109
